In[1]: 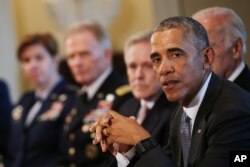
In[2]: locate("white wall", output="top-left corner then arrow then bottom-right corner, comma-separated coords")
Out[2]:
0,0 -> 20,102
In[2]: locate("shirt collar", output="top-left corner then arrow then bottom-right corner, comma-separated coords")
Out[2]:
139,90 -> 162,110
35,77 -> 62,100
82,67 -> 112,100
183,72 -> 212,131
227,62 -> 245,82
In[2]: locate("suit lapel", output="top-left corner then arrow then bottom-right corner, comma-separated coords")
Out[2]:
188,74 -> 223,165
123,99 -> 140,117
21,93 -> 36,128
142,94 -> 165,132
170,106 -> 183,167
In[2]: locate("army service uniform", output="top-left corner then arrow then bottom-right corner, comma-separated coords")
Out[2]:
63,70 -> 131,167
6,79 -> 75,167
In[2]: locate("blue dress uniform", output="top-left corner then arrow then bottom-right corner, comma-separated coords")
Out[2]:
6,79 -> 75,167
63,70 -> 131,167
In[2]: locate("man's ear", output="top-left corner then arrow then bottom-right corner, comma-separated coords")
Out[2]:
232,38 -> 243,60
202,47 -> 214,70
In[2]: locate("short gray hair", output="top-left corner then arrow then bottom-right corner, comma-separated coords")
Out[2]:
65,20 -> 111,49
154,16 -> 209,52
192,7 -> 247,55
124,31 -> 152,55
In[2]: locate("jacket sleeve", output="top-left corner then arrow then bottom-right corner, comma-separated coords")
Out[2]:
134,145 -> 176,167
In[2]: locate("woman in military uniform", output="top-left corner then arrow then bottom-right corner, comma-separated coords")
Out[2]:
6,33 -> 75,167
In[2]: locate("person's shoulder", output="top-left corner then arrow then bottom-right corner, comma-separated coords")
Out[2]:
53,79 -> 79,97
19,91 -> 34,100
213,77 -> 250,114
0,79 -> 6,86
0,79 -> 9,91
112,84 -> 133,110
114,84 -> 132,97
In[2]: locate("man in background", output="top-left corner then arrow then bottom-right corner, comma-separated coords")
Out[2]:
113,31 -> 177,166
63,21 -> 130,167
192,7 -> 250,91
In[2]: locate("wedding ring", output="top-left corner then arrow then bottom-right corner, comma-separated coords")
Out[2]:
103,128 -> 109,137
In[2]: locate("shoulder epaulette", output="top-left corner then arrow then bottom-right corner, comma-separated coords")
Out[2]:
66,84 -> 81,91
115,85 -> 131,96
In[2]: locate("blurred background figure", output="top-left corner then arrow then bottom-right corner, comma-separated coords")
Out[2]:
62,21 -> 130,167
6,33 -> 75,167
193,7 -> 250,91
113,31 -> 177,166
0,79 -> 12,164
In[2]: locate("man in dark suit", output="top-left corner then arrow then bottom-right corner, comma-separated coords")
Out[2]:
112,31 -> 177,166
63,21 -> 130,167
192,7 -> 250,92
0,79 -> 12,163
6,33 -> 75,167
90,16 -> 250,167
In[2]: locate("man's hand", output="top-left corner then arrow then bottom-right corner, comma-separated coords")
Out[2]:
90,111 -> 151,152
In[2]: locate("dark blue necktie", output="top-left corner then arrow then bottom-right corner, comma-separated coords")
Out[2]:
180,111 -> 191,167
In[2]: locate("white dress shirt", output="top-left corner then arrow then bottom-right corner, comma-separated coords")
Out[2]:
81,67 -> 112,100
183,72 -> 212,133
116,73 -> 212,167
227,62 -> 245,82
25,77 -> 62,126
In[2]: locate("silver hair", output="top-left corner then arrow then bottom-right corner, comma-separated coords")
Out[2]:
192,7 -> 247,55
65,20 -> 111,49
124,31 -> 153,55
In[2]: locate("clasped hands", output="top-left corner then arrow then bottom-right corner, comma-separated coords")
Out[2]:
89,110 -> 151,155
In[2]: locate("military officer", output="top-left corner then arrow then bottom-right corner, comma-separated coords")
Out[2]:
63,21 -> 130,167
6,33 -> 75,167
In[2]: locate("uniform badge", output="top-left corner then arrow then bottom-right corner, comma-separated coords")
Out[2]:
58,94 -> 67,102
38,100 -> 64,121
12,105 -> 23,121
85,144 -> 98,159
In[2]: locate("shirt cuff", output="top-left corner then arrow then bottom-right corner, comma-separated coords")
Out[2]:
115,147 -> 136,167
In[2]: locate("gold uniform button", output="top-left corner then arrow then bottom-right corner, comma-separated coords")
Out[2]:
90,133 -> 96,139
70,163 -> 76,167
69,133 -> 75,141
81,124 -> 90,133
71,108 -> 77,116
68,147 -> 75,156
65,115 -> 72,124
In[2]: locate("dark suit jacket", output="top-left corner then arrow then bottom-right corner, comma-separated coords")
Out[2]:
118,93 -> 177,146
63,70 -> 129,167
0,80 -> 12,159
6,79 -> 75,167
134,73 -> 250,167
234,64 -> 250,92
110,93 -> 177,167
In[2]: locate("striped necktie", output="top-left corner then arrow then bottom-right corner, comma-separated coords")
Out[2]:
180,111 -> 191,167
